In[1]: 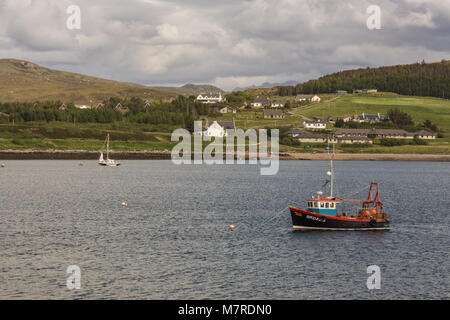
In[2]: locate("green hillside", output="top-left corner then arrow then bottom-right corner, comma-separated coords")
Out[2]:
277,60 -> 450,99
0,59 -> 177,103
293,94 -> 450,133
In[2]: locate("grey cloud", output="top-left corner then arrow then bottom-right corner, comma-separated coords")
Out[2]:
0,0 -> 448,90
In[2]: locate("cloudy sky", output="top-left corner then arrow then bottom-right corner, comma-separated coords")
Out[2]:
0,0 -> 449,90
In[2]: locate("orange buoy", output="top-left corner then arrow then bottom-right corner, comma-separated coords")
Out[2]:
364,210 -> 370,216
229,225 -> 235,231
371,209 -> 377,215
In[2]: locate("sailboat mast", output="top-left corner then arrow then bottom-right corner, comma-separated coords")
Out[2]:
107,133 -> 110,160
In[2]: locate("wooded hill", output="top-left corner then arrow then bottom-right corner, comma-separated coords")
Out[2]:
277,60 -> 450,99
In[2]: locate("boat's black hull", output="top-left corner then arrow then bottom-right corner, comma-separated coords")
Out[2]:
290,207 -> 390,231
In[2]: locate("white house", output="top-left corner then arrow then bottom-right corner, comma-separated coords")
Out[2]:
203,121 -> 235,137
271,100 -> 285,108
295,94 -> 313,102
75,105 -> 90,109
219,106 -> 237,114
196,93 -> 225,104
251,98 -> 270,107
311,95 -> 321,102
414,130 -> 436,140
303,121 -> 327,130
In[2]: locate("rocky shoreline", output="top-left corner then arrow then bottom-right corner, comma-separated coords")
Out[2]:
0,150 -> 449,161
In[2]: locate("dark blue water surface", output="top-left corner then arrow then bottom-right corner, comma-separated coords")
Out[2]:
0,160 -> 448,299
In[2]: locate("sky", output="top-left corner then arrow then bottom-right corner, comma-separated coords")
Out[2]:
0,0 -> 449,90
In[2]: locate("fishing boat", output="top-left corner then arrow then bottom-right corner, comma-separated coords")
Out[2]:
98,133 -> 121,167
289,146 -> 390,231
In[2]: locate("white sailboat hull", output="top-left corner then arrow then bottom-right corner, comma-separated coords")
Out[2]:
98,135 -> 121,167
98,159 -> 121,167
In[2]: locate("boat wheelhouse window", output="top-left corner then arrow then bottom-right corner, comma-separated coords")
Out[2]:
330,203 -> 335,209
314,202 -> 318,208
320,202 -> 325,208
325,203 -> 329,208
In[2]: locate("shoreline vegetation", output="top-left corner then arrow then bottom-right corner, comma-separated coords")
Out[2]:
1,60 -> 449,159
1,150 -> 449,161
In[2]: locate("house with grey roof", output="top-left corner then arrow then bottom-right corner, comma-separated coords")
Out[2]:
203,120 -> 236,137
337,135 -> 373,144
295,94 -> 313,101
414,130 -> 436,139
263,109 -> 285,119
334,128 -> 416,139
287,130 -> 327,143
303,121 -> 326,130
251,98 -> 270,107
270,100 -> 285,108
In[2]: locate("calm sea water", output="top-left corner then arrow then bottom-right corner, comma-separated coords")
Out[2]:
0,160 -> 448,299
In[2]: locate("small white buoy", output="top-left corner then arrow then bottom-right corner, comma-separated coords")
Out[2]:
229,225 -> 235,231
121,202 -> 128,207
327,171 -> 332,176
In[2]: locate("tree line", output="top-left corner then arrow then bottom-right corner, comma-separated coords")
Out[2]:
277,60 -> 450,99
0,96 -> 220,129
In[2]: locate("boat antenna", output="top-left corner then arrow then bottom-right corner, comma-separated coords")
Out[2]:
327,137 -> 335,198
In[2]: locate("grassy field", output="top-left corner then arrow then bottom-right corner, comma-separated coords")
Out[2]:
0,122 -> 176,151
293,94 -> 450,133
0,94 -> 449,154
208,94 -> 450,132
204,93 -> 450,154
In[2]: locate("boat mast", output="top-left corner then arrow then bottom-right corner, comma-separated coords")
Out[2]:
330,156 -> 334,198
327,139 -> 335,198
106,133 -> 110,160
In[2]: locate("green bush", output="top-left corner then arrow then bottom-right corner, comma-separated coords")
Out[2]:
340,143 -> 371,148
280,136 -> 301,146
412,137 -> 428,145
11,139 -> 24,145
379,138 -> 409,146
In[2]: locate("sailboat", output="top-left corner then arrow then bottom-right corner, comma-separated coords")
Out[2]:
98,133 -> 121,167
289,144 -> 391,230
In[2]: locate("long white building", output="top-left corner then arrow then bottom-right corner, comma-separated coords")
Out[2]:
196,93 -> 225,104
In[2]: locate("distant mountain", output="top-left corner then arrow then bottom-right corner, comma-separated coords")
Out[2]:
0,59 -> 177,102
233,80 -> 298,92
150,83 -> 225,95
277,60 -> 450,99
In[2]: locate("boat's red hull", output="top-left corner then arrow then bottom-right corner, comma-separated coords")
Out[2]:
290,207 -> 390,231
